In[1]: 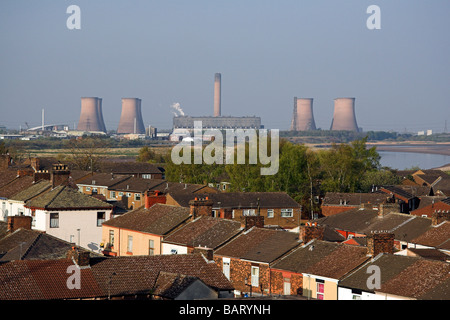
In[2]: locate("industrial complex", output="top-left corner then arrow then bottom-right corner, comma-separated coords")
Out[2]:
3,72 -> 365,141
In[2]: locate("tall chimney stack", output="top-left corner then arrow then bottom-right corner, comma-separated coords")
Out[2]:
214,73 -> 221,117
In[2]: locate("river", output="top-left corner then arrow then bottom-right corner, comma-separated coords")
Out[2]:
378,151 -> 449,170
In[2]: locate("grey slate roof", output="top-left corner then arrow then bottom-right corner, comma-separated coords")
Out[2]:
170,191 -> 300,209
25,185 -> 113,210
163,216 -> 243,249
102,203 -> 191,236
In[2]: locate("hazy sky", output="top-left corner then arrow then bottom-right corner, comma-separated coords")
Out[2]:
1,0 -> 449,132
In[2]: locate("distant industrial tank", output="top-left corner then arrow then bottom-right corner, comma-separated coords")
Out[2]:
290,97 -> 316,131
77,97 -> 107,133
330,98 -> 359,132
117,98 -> 145,134
214,73 -> 221,117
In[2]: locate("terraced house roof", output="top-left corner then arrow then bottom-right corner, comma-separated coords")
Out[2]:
102,203 -> 191,236
163,216 -> 243,249
214,227 -> 301,263
25,185 -> 113,210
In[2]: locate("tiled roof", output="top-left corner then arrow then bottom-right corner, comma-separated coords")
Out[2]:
214,227 -> 301,263
109,177 -> 166,192
0,253 -> 233,300
163,216 -> 243,249
380,258 -> 450,299
76,173 -> 132,187
411,221 -> 450,248
0,169 -> 18,189
0,176 -> 35,199
102,203 -> 191,235
170,191 -> 300,209
340,253 -> 450,299
152,181 -> 212,194
99,161 -> 162,174
271,240 -> 341,273
0,259 -> 102,300
0,228 -> 94,262
406,248 -> 450,261
304,243 -> 369,279
89,254 -> 234,296
317,208 -> 379,234
25,185 -> 113,210
8,180 -> 51,202
322,192 -> 388,206
152,271 -> 202,299
379,185 -> 416,200
317,208 -> 431,241
339,254 -> 419,292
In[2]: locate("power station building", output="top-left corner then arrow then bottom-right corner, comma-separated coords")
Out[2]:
173,116 -> 262,130
170,73 -> 263,141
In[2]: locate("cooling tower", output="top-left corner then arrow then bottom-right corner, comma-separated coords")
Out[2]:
117,98 -> 145,134
290,97 -> 316,131
96,98 -> 107,132
77,97 -> 107,132
214,73 -> 221,117
330,98 -> 359,132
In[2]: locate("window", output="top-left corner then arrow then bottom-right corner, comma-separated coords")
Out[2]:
149,239 -> 154,255
134,193 -> 141,201
109,230 -> 114,247
142,174 -> 151,179
126,192 -> 132,197
86,187 -> 91,192
50,212 -> 59,228
97,212 -> 105,227
110,191 -> 116,198
251,266 -> 259,287
243,209 -> 256,216
281,208 -> 293,217
92,188 -> 98,195
119,192 -> 124,196
352,289 -> 362,300
127,235 -> 133,253
223,258 -> 230,280
267,209 -> 274,218
283,277 -> 291,295
316,279 -> 324,300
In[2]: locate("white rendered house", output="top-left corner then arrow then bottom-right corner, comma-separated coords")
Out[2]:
25,185 -> 113,252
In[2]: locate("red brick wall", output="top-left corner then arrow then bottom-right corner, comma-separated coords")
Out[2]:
214,256 -> 270,295
321,205 -> 356,217
411,202 -> 450,218
270,270 -> 303,295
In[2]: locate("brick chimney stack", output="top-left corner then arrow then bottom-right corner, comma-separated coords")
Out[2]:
7,216 -> 32,233
431,210 -> 450,226
243,216 -> 265,231
145,190 -> 166,209
377,203 -> 400,217
299,222 -> 324,243
367,232 -> 394,256
51,164 -> 70,188
189,197 -> 213,219
193,246 -> 214,261
67,247 -> 90,267
0,154 -> 11,171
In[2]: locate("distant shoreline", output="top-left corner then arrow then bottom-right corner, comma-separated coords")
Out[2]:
368,143 -> 450,156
